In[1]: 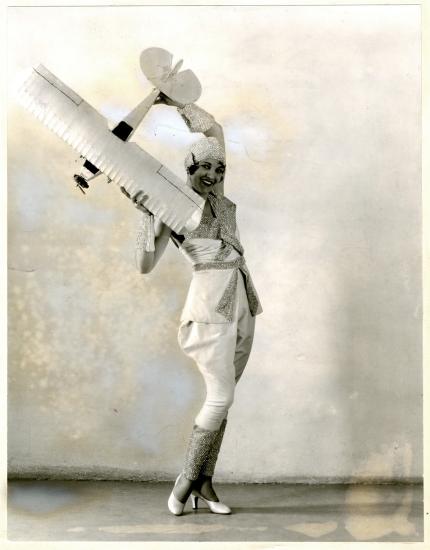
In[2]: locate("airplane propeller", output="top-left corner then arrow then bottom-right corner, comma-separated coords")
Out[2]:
73,47 -> 202,192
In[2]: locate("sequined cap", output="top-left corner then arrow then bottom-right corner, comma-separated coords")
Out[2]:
184,137 -> 226,169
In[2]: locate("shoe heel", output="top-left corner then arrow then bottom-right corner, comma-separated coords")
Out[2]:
191,494 -> 199,510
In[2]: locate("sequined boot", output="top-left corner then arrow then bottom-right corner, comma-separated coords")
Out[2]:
167,424 -> 218,516
191,418 -> 231,514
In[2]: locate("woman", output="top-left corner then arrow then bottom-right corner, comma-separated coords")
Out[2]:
131,97 -> 262,515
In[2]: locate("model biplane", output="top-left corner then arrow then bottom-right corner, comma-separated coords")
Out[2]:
17,47 -> 205,234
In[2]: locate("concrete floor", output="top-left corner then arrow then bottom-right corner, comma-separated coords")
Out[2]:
7,480 -> 423,542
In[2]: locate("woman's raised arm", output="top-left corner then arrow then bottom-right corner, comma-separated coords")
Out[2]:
175,102 -> 225,194
155,93 -> 225,151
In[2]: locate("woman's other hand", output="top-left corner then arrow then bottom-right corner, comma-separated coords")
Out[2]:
132,191 -> 152,215
121,187 -> 152,215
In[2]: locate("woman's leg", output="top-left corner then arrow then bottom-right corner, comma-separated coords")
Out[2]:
172,274 -> 256,510
171,320 -> 237,508
171,423 -> 219,505
179,320 -> 238,431
195,275 -> 257,500
192,416 -> 228,502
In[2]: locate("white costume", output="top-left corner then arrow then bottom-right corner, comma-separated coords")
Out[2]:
136,133 -> 262,433
174,192 -> 262,431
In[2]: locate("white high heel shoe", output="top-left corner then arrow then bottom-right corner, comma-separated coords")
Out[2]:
191,491 -> 232,514
168,474 -> 188,516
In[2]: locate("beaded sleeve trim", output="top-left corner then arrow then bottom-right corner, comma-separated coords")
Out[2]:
135,212 -> 155,252
177,103 -> 215,133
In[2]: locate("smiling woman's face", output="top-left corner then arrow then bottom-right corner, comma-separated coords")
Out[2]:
189,157 -> 226,197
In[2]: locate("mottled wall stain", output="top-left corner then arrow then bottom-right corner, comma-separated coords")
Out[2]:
344,441 -> 417,540
8,6 -> 421,481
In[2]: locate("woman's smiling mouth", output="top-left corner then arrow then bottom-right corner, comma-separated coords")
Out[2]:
201,177 -> 215,186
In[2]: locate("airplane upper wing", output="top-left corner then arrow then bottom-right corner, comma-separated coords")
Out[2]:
17,64 -> 204,234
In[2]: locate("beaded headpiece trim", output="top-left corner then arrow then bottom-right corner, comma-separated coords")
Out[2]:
184,137 -> 226,169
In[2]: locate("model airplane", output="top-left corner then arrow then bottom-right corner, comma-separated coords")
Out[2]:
16,48 -> 205,234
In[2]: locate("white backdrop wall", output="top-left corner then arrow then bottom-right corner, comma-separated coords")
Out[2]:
7,5 -> 421,482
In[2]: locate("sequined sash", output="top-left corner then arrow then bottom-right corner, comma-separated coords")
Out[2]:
193,256 -> 260,321
206,193 -> 244,255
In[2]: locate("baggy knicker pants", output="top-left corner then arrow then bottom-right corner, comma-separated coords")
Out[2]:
178,271 -> 256,431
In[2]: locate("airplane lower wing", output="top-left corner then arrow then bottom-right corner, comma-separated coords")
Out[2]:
17,64 -> 204,234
